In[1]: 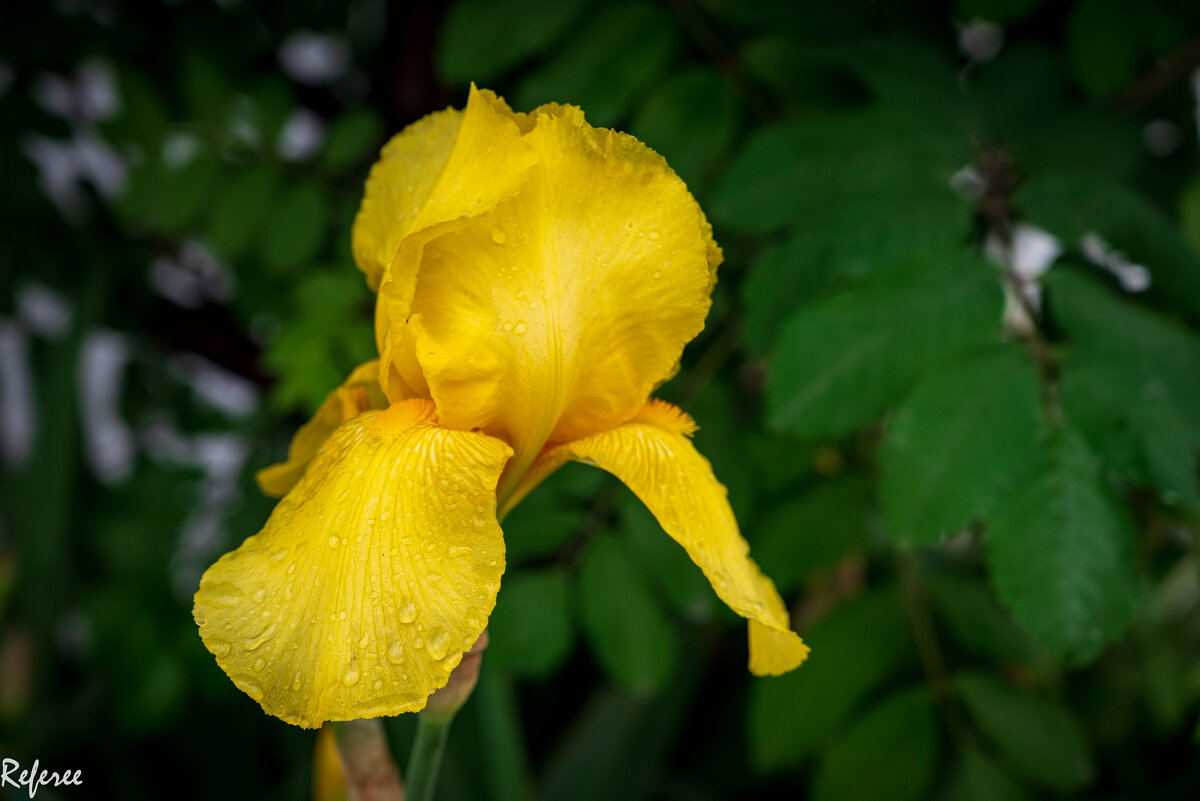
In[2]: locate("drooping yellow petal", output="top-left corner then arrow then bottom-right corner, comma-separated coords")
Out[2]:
373,87 -> 538,399
194,400 -> 512,727
256,360 -> 387,498
402,108 -> 714,486
524,400 -> 808,675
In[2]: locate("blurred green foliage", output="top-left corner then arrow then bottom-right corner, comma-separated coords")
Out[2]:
2,0 -> 1200,799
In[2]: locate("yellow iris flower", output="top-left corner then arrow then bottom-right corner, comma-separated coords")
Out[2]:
193,86 -> 808,728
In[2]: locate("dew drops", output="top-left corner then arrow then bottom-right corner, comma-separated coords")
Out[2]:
287,562 -> 297,575
374,679 -> 383,690
253,658 -> 265,672
237,678 -> 265,701
253,588 -> 267,603
652,271 -> 662,279
243,624 -> 277,651
328,535 -> 340,548
388,640 -> 404,664
413,636 -> 424,649
342,664 -> 361,687
513,321 -> 527,335
358,632 -> 370,649
427,629 -> 452,660
398,600 -> 417,623
502,321 -> 513,332
210,640 -> 232,657
293,673 -> 302,691
339,610 -> 347,621
491,229 -> 507,245
648,231 -> 660,241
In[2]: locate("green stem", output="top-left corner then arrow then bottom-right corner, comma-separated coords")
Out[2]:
405,712 -> 455,801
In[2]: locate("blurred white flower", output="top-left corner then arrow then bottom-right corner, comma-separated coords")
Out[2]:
277,107 -> 325,161
278,31 -> 350,86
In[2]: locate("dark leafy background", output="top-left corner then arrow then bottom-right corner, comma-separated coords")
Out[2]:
2,0 -> 1199,799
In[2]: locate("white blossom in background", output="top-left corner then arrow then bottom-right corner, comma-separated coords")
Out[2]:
150,240 -> 235,309
985,222 -> 1062,338
21,132 -> 126,222
162,131 -> 201,169
0,322 -> 35,467
78,329 -> 135,484
958,18 -> 1004,64
168,353 -> 259,420
32,60 -> 119,123
17,283 -> 72,339
277,107 -> 325,161
1080,232 -> 1152,292
278,31 -> 350,87
949,164 -> 986,200
143,420 -> 248,599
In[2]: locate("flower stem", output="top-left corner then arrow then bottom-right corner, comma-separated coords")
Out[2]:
405,711 -> 454,801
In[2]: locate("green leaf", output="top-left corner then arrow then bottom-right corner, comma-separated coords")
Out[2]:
437,0 -> 591,85
880,346 -> 1041,545
1065,0 -> 1139,96
499,493 -> 586,564
1023,173 -> 1200,314
321,110 -> 383,172
261,182 -> 328,272
742,233 -> 841,353
514,3 -> 679,128
578,535 -> 678,693
1046,269 -> 1200,445
926,573 -> 1034,664
812,687 -> 939,801
120,145 -> 220,233
1060,358 -> 1199,509
948,747 -> 1033,801
748,587 -> 914,770
206,165 -> 278,259
750,476 -> 871,596
986,425 -> 1139,663
617,493 -> 716,622
711,110 -> 970,243
486,569 -> 575,678
768,257 -> 1003,439
955,673 -> 1094,791
629,67 -> 738,188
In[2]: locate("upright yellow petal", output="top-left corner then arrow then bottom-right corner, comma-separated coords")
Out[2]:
256,360 -> 387,498
194,400 -> 513,727
404,108 -> 713,483
351,106 -> 464,291
522,401 -> 808,676
372,87 -> 538,399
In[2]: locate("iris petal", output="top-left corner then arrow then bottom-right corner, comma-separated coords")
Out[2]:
256,360 -> 387,498
512,400 -> 809,675
402,108 -> 714,483
194,400 -> 512,727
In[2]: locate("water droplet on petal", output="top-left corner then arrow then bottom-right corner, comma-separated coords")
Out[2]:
388,640 -> 404,664
399,600 -> 417,623
253,658 -> 265,672
253,588 -> 267,603
491,229 -> 506,245
514,321 -> 527,335
358,632 -> 369,649
648,231 -> 660,240
210,640 -> 232,657
652,271 -> 662,279
427,629 -> 452,660
343,664 -> 360,687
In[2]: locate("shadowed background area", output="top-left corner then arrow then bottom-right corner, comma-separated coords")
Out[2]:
2,0 -> 1200,799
